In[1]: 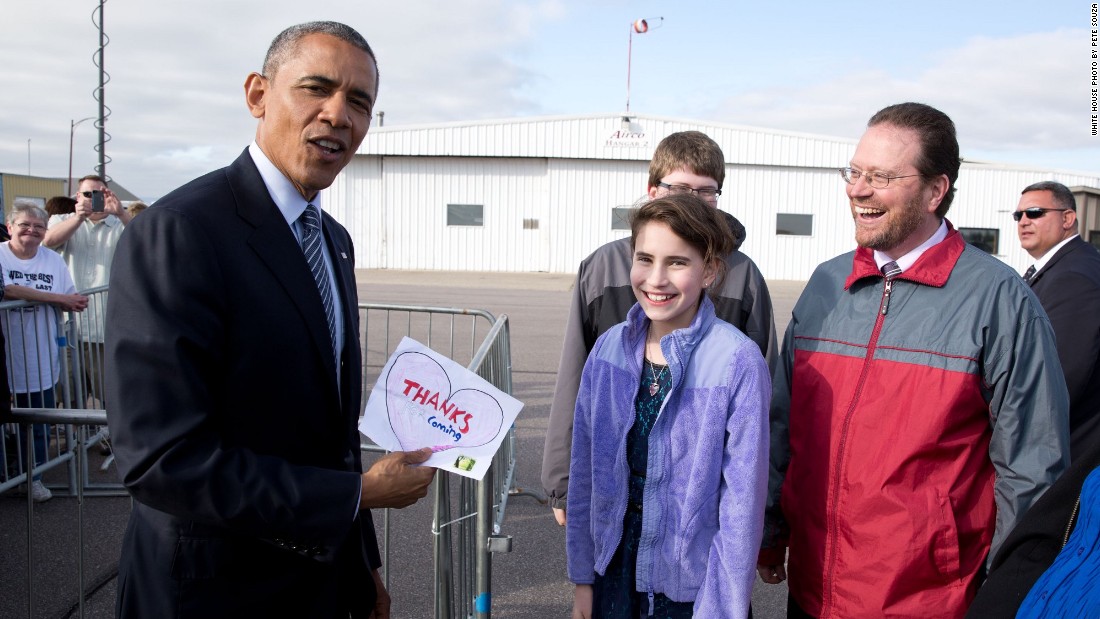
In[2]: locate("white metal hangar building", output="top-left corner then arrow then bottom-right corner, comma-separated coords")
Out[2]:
324,113 -> 1100,281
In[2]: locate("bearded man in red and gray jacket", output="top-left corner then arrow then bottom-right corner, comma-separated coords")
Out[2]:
756,102 -> 1069,618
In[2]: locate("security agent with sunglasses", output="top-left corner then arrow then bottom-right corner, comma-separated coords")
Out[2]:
969,185 -> 1100,617
1015,181 -> 1100,461
757,103 -> 1068,618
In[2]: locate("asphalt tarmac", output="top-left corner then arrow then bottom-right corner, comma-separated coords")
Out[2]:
0,269 -> 805,618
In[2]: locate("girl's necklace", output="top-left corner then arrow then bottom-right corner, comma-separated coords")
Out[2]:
647,359 -> 668,397
646,326 -> 668,396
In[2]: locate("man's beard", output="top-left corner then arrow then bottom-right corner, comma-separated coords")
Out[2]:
854,193 -> 926,252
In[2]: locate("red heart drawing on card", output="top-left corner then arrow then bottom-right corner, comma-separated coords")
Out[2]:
386,351 -> 505,452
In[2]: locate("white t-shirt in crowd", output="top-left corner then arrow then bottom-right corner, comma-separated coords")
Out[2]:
0,242 -> 77,392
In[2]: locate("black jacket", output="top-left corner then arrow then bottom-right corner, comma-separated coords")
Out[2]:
107,150 -> 377,618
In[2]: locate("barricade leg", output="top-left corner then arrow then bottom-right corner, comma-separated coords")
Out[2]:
23,420 -> 35,619
475,467 -> 492,619
433,475 -> 455,619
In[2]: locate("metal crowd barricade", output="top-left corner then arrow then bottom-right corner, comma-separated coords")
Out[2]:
1,286 -> 115,619
0,286 -> 115,499
358,303 -> 515,619
3,297 -> 515,619
65,285 -> 120,495
4,407 -> 106,619
0,298 -> 71,496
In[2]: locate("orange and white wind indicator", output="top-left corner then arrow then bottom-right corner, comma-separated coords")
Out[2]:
626,17 -> 664,113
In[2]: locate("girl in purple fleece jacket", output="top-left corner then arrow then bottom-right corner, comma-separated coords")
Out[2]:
567,193 -> 771,618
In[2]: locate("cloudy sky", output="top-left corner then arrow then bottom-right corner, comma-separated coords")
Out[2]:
1,0 -> 1096,202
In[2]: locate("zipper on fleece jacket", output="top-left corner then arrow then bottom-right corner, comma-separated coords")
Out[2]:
636,340 -> 676,605
820,276 -> 893,616
598,347 -> 672,579
633,336 -> 673,606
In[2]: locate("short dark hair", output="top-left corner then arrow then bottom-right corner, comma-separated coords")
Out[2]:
868,102 -> 960,217
648,131 -> 726,190
262,21 -> 378,90
1021,180 -> 1076,211
630,193 -> 734,294
45,195 -> 77,216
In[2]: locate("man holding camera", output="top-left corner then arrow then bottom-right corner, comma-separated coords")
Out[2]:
48,174 -> 132,247
44,174 -> 131,409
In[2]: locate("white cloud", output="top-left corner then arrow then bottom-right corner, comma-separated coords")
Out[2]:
706,29 -> 1096,163
364,1 -> 565,122
0,2 -> 1094,201
0,1 -> 574,199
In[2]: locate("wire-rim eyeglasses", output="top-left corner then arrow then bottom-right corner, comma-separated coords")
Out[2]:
839,167 -> 923,189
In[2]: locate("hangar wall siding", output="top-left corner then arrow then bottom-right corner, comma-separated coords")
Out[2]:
329,114 -> 1100,280
332,155 -> 651,274
952,167 -> 1100,270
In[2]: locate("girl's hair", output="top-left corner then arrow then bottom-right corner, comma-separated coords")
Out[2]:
629,193 -> 735,293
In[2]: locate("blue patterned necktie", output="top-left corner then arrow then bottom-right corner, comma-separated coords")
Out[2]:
881,260 -> 902,280
299,204 -> 337,359
1023,265 -> 1037,283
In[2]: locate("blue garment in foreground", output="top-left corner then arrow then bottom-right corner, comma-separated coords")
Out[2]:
1018,467 -> 1100,618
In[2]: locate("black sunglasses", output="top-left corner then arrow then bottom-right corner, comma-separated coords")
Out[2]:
1012,207 -> 1070,222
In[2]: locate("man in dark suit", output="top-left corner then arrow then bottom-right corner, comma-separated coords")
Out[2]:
1017,180 -> 1100,461
105,22 -> 435,618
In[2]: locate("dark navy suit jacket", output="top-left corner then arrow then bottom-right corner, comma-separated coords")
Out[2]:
968,236 -> 1100,617
1030,235 -> 1100,461
106,150 -> 378,618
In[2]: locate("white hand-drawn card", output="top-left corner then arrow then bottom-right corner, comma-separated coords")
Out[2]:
359,337 -> 523,480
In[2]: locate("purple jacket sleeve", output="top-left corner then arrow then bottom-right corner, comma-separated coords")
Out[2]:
565,335 -> 603,584
696,347 -> 771,616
